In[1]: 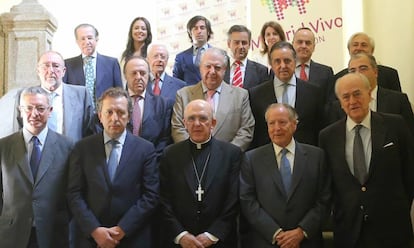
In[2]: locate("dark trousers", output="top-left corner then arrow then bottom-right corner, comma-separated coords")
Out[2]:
27,227 -> 38,248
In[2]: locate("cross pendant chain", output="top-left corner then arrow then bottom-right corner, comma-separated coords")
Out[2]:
196,184 -> 204,202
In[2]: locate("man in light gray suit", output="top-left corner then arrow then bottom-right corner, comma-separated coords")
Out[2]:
171,47 -> 255,151
12,50 -> 94,142
0,87 -> 73,247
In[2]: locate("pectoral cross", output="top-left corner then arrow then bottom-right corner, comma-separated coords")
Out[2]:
196,184 -> 204,202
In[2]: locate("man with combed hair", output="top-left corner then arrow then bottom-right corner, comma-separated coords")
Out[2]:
240,103 -> 330,248
319,73 -> 414,247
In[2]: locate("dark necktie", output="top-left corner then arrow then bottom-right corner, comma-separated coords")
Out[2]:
107,140 -> 120,182
30,136 -> 41,179
353,125 -> 367,184
280,148 -> 291,193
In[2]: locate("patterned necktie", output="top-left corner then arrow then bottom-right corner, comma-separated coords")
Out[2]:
107,140 -> 120,182
84,56 -> 96,106
300,63 -> 308,81
132,96 -> 142,136
153,77 -> 161,96
232,61 -> 243,88
280,148 -> 291,193
353,125 -> 367,184
30,136 -> 41,179
48,92 -> 58,131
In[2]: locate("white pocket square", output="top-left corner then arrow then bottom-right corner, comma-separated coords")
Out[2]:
383,142 -> 394,148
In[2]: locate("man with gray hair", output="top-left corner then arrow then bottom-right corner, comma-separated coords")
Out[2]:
172,47 -> 255,151
0,86 -> 74,247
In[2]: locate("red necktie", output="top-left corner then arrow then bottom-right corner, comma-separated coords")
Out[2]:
153,77 -> 161,95
132,96 -> 142,136
232,61 -> 243,88
300,63 -> 308,81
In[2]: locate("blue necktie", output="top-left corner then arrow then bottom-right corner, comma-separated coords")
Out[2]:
84,56 -> 95,107
280,148 -> 291,193
107,140 -> 120,182
30,136 -> 41,179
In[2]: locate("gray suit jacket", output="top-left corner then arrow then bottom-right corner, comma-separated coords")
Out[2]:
13,83 -> 94,142
0,130 -> 73,248
240,142 -> 330,247
171,82 -> 255,151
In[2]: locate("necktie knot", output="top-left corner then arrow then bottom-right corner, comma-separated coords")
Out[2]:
84,56 -> 93,64
354,124 -> 363,133
32,136 -> 40,145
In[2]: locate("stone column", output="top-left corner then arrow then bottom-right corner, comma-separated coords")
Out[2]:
0,0 -> 57,95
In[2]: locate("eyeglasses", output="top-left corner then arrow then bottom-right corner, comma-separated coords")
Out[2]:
38,63 -> 63,72
19,105 -> 50,114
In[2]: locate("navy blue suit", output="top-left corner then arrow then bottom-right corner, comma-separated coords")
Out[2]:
248,78 -> 323,149
224,59 -> 270,89
129,91 -> 172,160
335,64 -> 401,92
63,53 -> 123,99
173,45 -> 211,85
67,132 -> 159,248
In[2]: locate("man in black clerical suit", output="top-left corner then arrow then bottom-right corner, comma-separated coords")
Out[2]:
159,99 -> 241,248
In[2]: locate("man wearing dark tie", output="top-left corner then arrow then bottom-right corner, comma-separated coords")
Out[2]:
173,15 -> 213,85
319,73 -> 414,247
146,42 -> 187,105
240,103 -> 330,248
160,99 -> 241,247
0,86 -> 73,247
224,25 -> 269,89
67,87 -> 159,248
124,55 -> 172,159
249,41 -> 323,149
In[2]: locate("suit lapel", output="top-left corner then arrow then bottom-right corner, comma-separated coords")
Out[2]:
61,84 -> 75,135
13,132 -> 34,185
34,130 -> 57,186
75,55 -> 86,84
213,83 -> 232,135
261,144 -> 286,197
288,143 -> 306,200
369,112 -> 386,177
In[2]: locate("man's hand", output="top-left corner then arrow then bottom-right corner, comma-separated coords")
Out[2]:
196,233 -> 214,247
179,233 -> 204,248
275,227 -> 305,248
91,227 -> 119,248
109,226 -> 125,241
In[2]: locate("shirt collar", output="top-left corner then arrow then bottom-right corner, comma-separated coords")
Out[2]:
346,111 -> 372,131
42,82 -> 63,97
296,60 -> 310,67
151,72 -> 165,82
82,51 -> 97,59
190,135 -> 212,150
230,57 -> 248,67
272,138 -> 296,155
128,88 -> 146,100
23,126 -> 48,146
193,44 -> 208,54
202,82 -> 223,94
370,85 -> 378,101
274,75 -> 297,88
103,129 -> 127,146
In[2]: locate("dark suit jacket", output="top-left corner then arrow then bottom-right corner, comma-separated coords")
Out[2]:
224,59 -> 270,89
63,53 -> 123,99
0,130 -> 73,248
308,60 -> 335,104
326,87 -> 414,135
319,112 -> 414,247
159,138 -> 241,247
173,46 -> 211,85
128,91 -> 172,160
67,132 -> 159,248
335,64 -> 401,92
240,142 -> 330,247
147,73 -> 187,105
248,78 -> 323,149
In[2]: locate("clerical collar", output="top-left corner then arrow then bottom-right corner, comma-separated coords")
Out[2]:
190,136 -> 212,150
